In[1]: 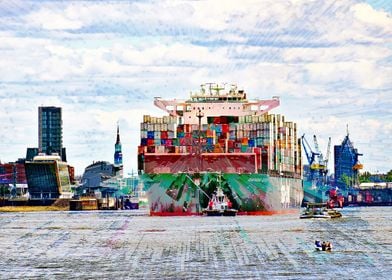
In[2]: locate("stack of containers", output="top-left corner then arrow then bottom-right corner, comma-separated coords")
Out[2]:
140,115 -> 177,154
140,111 -> 301,177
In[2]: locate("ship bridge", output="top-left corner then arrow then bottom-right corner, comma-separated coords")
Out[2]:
154,83 -> 280,125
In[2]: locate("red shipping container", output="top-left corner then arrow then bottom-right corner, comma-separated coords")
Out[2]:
161,131 -> 168,139
222,124 -> 229,133
147,139 -> 155,146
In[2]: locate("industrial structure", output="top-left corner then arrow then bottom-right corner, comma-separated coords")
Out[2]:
301,134 -> 331,204
334,130 -> 363,188
302,134 -> 331,186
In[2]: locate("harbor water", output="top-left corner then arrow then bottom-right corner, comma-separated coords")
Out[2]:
0,207 -> 391,279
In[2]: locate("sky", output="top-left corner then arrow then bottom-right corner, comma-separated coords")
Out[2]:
0,0 -> 391,176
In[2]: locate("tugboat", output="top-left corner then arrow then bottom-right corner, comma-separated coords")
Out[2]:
300,202 -> 342,219
203,186 -> 238,216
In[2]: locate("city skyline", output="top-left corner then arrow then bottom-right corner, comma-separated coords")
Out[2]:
0,0 -> 391,175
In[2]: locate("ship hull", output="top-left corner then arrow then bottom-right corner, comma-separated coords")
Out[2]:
141,172 -> 303,216
302,180 -> 329,206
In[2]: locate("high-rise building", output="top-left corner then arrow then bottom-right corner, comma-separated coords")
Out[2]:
114,124 -> 123,167
38,106 -> 66,161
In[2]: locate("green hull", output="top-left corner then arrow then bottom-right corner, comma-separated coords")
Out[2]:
302,180 -> 330,206
141,172 -> 303,215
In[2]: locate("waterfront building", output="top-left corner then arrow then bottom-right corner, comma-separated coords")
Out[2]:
25,154 -> 72,199
81,161 -> 116,189
38,106 -> 67,162
0,159 -> 28,197
79,124 -> 125,196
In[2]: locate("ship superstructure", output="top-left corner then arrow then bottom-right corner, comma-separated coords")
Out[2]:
138,83 -> 303,215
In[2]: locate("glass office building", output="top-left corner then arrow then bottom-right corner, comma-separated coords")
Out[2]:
38,106 -> 66,161
25,155 -> 72,199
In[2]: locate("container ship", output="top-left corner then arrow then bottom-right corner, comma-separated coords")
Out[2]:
138,83 -> 303,215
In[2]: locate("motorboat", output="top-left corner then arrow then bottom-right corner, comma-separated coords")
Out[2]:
315,240 -> 333,251
300,203 -> 342,219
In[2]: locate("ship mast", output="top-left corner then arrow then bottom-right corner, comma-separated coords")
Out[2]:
196,108 -> 204,171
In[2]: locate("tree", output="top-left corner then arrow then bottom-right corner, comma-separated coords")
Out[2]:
359,171 -> 372,183
386,169 -> 392,182
340,174 -> 352,188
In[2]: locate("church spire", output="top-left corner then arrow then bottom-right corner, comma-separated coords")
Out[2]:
114,122 -> 123,167
116,122 -> 121,144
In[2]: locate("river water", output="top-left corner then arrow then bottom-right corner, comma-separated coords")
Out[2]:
0,207 -> 391,279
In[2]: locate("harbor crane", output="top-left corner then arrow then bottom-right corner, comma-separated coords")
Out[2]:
302,134 -> 331,184
313,135 -> 324,170
324,137 -> 331,174
301,134 -> 319,171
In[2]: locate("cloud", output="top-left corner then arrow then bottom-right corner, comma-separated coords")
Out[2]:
0,0 -> 391,175
352,3 -> 392,27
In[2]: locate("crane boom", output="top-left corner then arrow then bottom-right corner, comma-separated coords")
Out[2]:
313,135 -> 324,163
325,137 -> 331,168
301,134 -> 319,168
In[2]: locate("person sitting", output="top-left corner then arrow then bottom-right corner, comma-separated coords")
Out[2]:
321,241 -> 327,251
315,240 -> 321,248
326,242 -> 332,251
